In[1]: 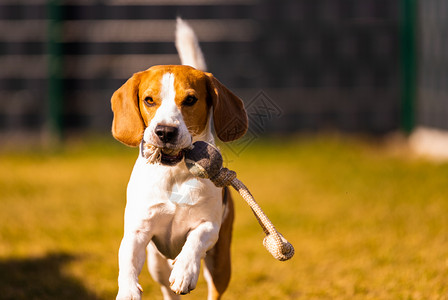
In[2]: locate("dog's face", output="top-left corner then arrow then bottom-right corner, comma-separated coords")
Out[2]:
111,65 -> 248,160
138,66 -> 210,152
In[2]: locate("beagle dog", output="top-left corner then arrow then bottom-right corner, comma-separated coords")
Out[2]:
111,19 -> 248,300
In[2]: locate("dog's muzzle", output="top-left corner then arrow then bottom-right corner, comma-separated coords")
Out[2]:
152,125 -> 185,165
155,125 -> 178,144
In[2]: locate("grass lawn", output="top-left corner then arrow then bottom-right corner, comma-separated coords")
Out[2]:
0,135 -> 447,299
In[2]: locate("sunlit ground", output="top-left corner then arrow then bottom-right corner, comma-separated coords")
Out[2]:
1,135 -> 447,299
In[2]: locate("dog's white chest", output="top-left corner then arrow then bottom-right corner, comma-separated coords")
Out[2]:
125,156 -> 223,259
168,178 -> 201,205
126,156 -> 221,212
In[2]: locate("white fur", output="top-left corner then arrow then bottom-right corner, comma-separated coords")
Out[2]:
117,150 -> 223,299
117,59 -> 225,300
143,72 -> 191,150
175,17 -> 207,71
117,19 -> 228,300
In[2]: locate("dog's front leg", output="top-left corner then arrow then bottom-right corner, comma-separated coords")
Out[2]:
169,221 -> 220,295
117,229 -> 151,300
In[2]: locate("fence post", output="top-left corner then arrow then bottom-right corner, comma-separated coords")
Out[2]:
400,0 -> 417,134
47,0 -> 63,142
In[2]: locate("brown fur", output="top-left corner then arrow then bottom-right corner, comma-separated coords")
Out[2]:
111,65 -> 248,147
112,65 -> 245,299
204,187 -> 234,300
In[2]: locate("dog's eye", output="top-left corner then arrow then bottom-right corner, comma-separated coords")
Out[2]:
144,96 -> 155,107
183,95 -> 198,107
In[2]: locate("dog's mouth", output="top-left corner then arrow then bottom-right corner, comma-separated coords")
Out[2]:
160,148 -> 184,166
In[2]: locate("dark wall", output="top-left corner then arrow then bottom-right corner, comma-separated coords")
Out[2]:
0,0 -> 400,138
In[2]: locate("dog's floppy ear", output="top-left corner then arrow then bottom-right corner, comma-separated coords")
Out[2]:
111,72 -> 144,147
206,73 -> 248,142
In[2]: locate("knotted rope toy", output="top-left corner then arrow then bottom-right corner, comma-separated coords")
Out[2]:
143,141 -> 294,261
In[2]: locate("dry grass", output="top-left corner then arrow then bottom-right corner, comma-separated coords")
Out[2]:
1,136 -> 447,299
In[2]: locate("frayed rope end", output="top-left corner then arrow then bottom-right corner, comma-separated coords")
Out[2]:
143,144 -> 162,164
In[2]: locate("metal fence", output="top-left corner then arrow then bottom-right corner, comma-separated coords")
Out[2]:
0,0 -> 401,141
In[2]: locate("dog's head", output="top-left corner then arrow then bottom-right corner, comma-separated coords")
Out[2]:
111,65 -> 248,154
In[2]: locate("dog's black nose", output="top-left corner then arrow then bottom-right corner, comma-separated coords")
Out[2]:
155,125 -> 178,143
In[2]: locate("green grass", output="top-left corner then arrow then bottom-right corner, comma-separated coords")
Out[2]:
1,135 -> 448,299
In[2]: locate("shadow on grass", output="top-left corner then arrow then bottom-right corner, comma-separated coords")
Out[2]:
0,253 -> 101,300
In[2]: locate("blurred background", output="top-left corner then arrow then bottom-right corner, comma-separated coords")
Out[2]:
2,1 -> 448,299
1,0 -> 445,145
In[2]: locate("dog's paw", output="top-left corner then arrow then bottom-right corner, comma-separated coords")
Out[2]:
116,282 -> 143,300
169,255 -> 200,295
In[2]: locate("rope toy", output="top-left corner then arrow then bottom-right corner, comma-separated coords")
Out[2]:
143,144 -> 162,164
143,141 -> 295,261
184,141 -> 294,261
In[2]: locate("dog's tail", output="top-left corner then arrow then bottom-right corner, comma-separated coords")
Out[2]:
175,18 -> 207,71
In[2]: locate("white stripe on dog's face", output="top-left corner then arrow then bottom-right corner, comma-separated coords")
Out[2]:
143,72 -> 191,149
159,73 -> 176,118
